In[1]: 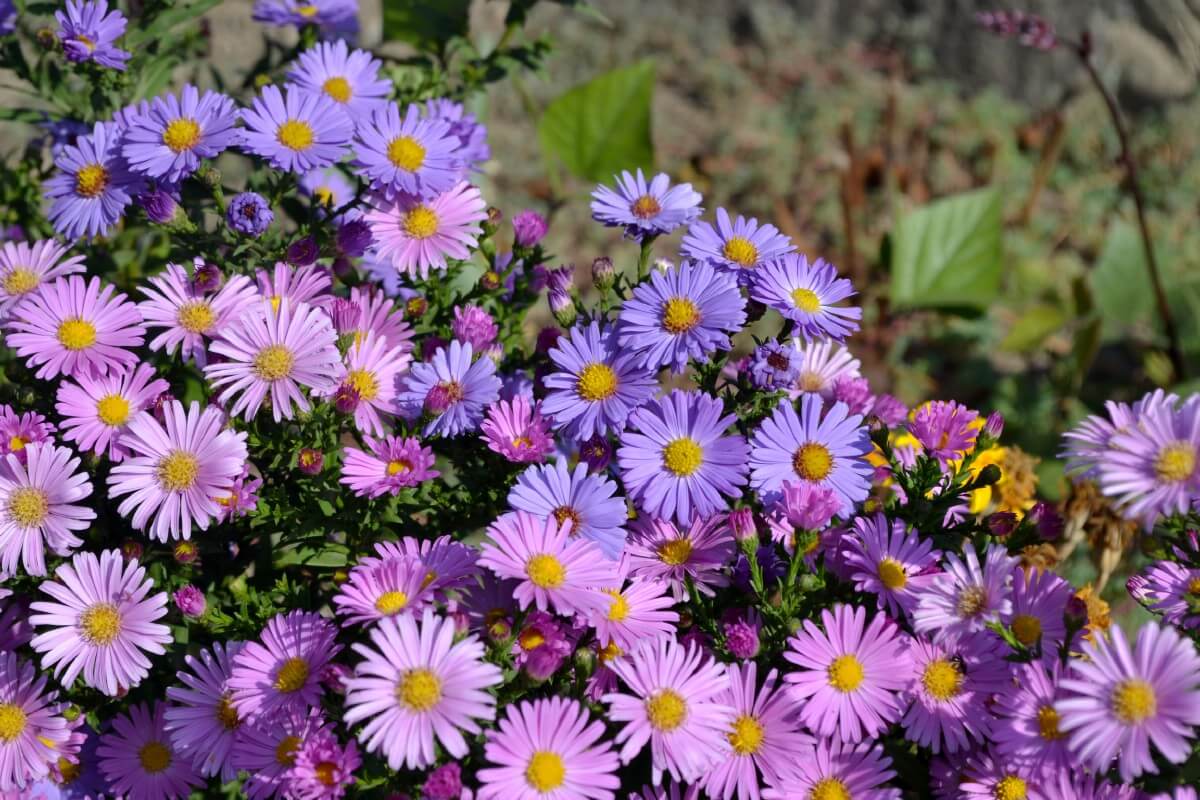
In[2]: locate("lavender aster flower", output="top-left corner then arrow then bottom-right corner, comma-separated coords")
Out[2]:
122,86 -> 239,182
239,85 -> 354,174
681,208 -> 794,283
226,192 -> 274,237
590,169 -> 702,238
287,40 -> 392,117
56,0 -> 129,70
45,122 -> 141,240
395,340 -> 501,438
252,0 -> 358,33
750,253 -> 861,341
353,102 -> 463,200
912,543 -> 1017,643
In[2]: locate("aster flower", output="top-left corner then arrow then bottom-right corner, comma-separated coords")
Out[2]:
240,85 -> 354,173
56,0 -> 129,69
750,253 -> 861,341
909,400 -> 980,465
992,661 -> 1074,776
477,511 -> 610,616
616,259 -> 746,373
1057,620 -> 1200,780
451,304 -> 498,350
256,261 -> 333,311
288,40 -> 391,117
252,0 -> 358,31
55,363 -> 168,461
354,102 -> 463,200
477,697 -> 620,800
624,515 -> 734,601
481,395 -> 555,463
1060,393 -> 1169,478
322,332 -> 410,436
1138,560 -> 1200,629
97,702 -> 201,800
344,609 -> 502,769
121,85 -> 238,181
228,611 -> 341,722
205,300 -> 340,422
395,340 -> 500,438
231,709 -> 327,800
748,394 -> 873,513
44,122 -> 141,239
1052,773 -> 1141,800
588,567 -> 679,651
959,751 -> 1048,800
841,512 -> 940,618
791,338 -> 862,397
164,641 -> 245,781
618,389 -> 750,525
604,637 -> 733,784
507,460 -> 628,560
0,442 -> 95,576
5,274 -> 144,380
747,341 -> 802,390
630,783 -> 702,800
424,97 -> 490,167
339,435 -> 438,498
334,557 -> 433,625
913,543 -> 1017,642
366,535 -> 480,600
339,285 -> 415,353
514,609 -> 578,680
107,400 -> 248,541
461,574 -> 518,636
1006,565 -> 1072,657
30,549 -> 170,696
365,181 -> 488,279
0,651 -> 70,793
681,208 -> 794,283
300,168 -> 353,216
285,727 -> 360,800
0,239 -> 85,318
212,464 -> 261,523
513,209 -> 548,247
0,406 -> 55,461
763,740 -> 899,800
542,320 -> 658,442
226,192 -> 274,237
590,169 -> 702,238
784,604 -> 913,743
138,262 -> 258,366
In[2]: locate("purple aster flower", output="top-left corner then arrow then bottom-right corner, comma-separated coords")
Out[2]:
507,460 -> 628,560
353,102 -> 463,200
122,85 -> 238,181
910,400 -> 980,466
750,253 -> 861,341
512,610 -> 575,680
424,763 -> 464,800
842,512 -> 940,618
55,362 -> 168,462
992,661 -> 1074,776
0,239 -> 85,319
681,207 -> 795,284
333,556 -> 433,626
253,0 -> 358,32
395,340 -> 500,438
97,702 -> 202,800
833,375 -> 875,417
512,209 -> 548,247
163,641 -> 244,781
590,169 -> 702,239
0,405 -> 55,462
956,750 -> 1045,800
365,181 -> 488,279
0,442 -> 96,577
1060,392 -> 1174,478
873,394 -> 908,427
762,740 -> 899,800
138,261 -> 258,366
56,0 -> 129,69
618,389 -> 750,526
451,304 -> 498,350
0,651 -> 71,793
226,192 -> 274,237
231,708 -> 327,800
912,543 -> 1017,643
44,122 -> 141,239
480,396 -> 555,464
424,98 -> 490,168
748,340 -> 802,390
617,259 -> 746,373
630,783 -> 701,800
0,0 -> 14,36
300,168 -> 354,215
240,85 -> 353,173
770,481 -> 842,537
1138,560 -> 1200,629
625,515 -> 734,601
365,535 -> 480,601
288,40 -> 391,117
1006,565 -> 1072,658
228,610 -> 341,723
339,435 -> 439,497
286,727 -> 360,800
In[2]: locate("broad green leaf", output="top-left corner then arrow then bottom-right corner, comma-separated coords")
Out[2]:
889,188 -> 1003,309
1091,220 -> 1153,336
382,0 -> 471,53
538,60 -> 655,183
1000,304 -> 1066,352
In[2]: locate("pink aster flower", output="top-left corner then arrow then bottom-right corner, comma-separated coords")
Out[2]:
30,549 -> 170,696
4,275 -> 145,380
477,696 -> 620,800
624,515 -> 735,601
841,512 -> 940,618
333,556 -> 433,625
339,435 -> 439,498
365,181 -> 487,279
340,284 -> 415,352
909,400 -> 980,466
55,362 -> 169,461
97,701 -> 202,800
762,740 -> 899,800
320,332 -> 409,435
164,641 -> 245,782
256,261 -> 334,311
480,395 -> 555,463
343,609 -> 502,769
991,661 -> 1074,776
784,604 -> 914,742
228,610 -> 342,722
213,465 -> 261,523
0,441 -> 95,576
630,783 -> 702,800
231,709 -> 327,800
107,400 -> 249,541
451,304 -> 498,350
285,727 -> 361,800
0,405 -> 55,462
0,239 -> 85,319
957,750 -> 1046,800
588,569 -> 679,652
912,543 -> 1017,643
0,651 -> 71,793
365,535 -> 480,599
771,480 -> 842,532
138,262 -> 258,366
604,637 -> 734,785
205,300 -> 341,422
513,609 -> 576,680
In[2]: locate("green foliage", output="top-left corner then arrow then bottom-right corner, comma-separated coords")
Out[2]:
1092,220 -> 1154,336
382,0 -> 472,55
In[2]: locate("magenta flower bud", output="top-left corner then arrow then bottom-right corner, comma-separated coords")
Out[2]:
451,305 -> 499,350
336,219 -> 371,257
512,209 -> 548,248
191,260 -> 222,294
139,189 -> 179,224
536,326 -> 563,354
547,266 -> 574,294
319,662 -> 352,695
173,585 -> 206,618
987,511 -> 1018,538
151,391 -> 176,424
297,448 -> 324,475
723,616 -> 760,660
1065,595 -> 1088,626
832,376 -> 873,416
330,298 -> 362,336
983,410 -> 1005,440
578,435 -> 612,472
479,269 -> 501,291
1029,501 -> 1064,541
728,508 -> 757,544
421,335 -> 448,362
423,763 -> 463,800
173,540 -> 200,565
404,295 -> 428,320
872,394 -> 908,427
286,235 -> 319,266
333,383 -> 360,414
120,539 -> 143,562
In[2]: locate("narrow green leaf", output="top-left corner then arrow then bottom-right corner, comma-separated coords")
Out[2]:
1091,220 -> 1153,336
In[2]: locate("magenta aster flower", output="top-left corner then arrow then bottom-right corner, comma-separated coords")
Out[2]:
451,304 -> 498,350
616,260 -> 746,373
618,389 -> 750,526
630,783 -> 702,800
909,400 -> 980,466
333,556 -> 433,625
477,696 -> 620,800
992,661 -> 1074,776
588,568 -> 679,651
228,611 -> 341,722
1006,565 -> 1072,658
748,394 -> 873,513
205,300 -> 341,422
0,239 -> 85,318
256,261 -> 333,311
1057,620 -> 1200,780
30,549 -> 170,696
513,609 -> 577,680
604,637 -> 733,784
107,400 -> 248,541
912,543 -> 1017,642
750,254 -> 861,341
56,0 -> 129,69
0,406 -> 54,462
5,275 -> 145,380
784,604 -> 913,742
541,320 -> 657,442
625,515 -> 734,601
240,84 -> 354,173
286,727 -> 360,800
590,169 -> 702,238
339,435 -> 438,498
97,702 -> 201,800
842,513 -> 940,618
322,333 -> 410,436
507,460 -> 628,560
0,651 -> 71,793
366,535 -> 480,599
231,709 -> 327,800
138,262 -> 257,366
0,442 -> 95,576
704,662 -> 812,800
288,40 -> 392,117
44,122 -> 141,239
365,181 -> 487,279
477,511 -> 610,616
344,609 -> 502,769
121,85 -> 239,181
353,102 -> 463,200
164,641 -> 245,781
340,284 -> 414,352
395,340 -> 501,438
681,207 -> 795,284
762,740 -> 899,800
1060,393 -> 1173,478
481,395 -> 555,463
55,363 -> 168,461
791,338 -> 862,398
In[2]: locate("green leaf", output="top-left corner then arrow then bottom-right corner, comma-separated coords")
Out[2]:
1000,304 -> 1066,352
538,60 -> 655,183
382,0 -> 471,53
124,0 -> 223,49
889,188 -> 1003,309
1091,220 -> 1153,336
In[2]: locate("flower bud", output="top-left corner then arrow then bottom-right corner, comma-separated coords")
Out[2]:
987,511 -> 1018,538
173,540 -> 200,565
333,384 -> 360,414
173,585 -> 206,618
404,295 -> 428,320
512,209 -> 547,248
120,539 -> 143,562
549,288 -> 576,327
286,235 -> 319,267
297,448 -> 324,475
728,508 -> 757,544
139,189 -> 180,225
578,435 -> 612,472
983,411 -> 1005,440
591,256 -> 615,292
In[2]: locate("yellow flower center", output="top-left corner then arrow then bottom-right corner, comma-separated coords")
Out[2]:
605,588 -> 629,622
138,741 -> 171,774
345,368 -> 379,402
386,459 -> 412,476
598,641 -> 622,664
374,590 -> 408,616
79,603 -> 121,646
6,436 -> 24,452
74,163 -> 109,198
518,629 -> 545,651
74,33 -> 97,52
56,317 -> 97,351
7,487 -> 49,528
809,777 -> 851,800
276,119 -> 315,151
253,344 -> 295,381
1112,678 -> 1156,724
313,186 -> 335,207
403,205 -> 439,239
315,762 -> 337,786
526,554 -> 566,588
1189,577 -> 1200,597
877,557 -> 907,590
0,704 -> 27,743
727,714 -> 765,755
791,288 -> 822,313
956,586 -> 988,618
661,297 -> 701,334
177,300 -> 216,334
162,118 -> 202,153
793,442 -> 834,482
273,657 -> 310,693
645,689 -> 687,731
662,437 -> 703,477
630,195 -> 661,219
1010,614 -> 1042,647
57,756 -> 81,784
387,136 -> 427,171
157,450 -> 200,492
1155,443 -> 1196,482
216,693 -> 239,730
296,4 -> 319,17
96,394 -> 131,426
576,362 -> 618,402
722,236 -> 758,267
396,668 -> 442,712
657,537 -> 693,566
827,654 -> 866,693
1036,705 -> 1063,740
552,506 -> 581,532
922,659 -> 963,701
275,735 -> 301,766
525,751 -> 566,792
994,775 -> 1027,800
322,76 -> 352,103
798,371 -> 825,392
2,267 -> 39,296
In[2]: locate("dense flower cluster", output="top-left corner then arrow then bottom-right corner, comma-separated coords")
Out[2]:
0,2 -> 1198,800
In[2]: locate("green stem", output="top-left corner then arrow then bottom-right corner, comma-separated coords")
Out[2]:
636,235 -> 657,280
